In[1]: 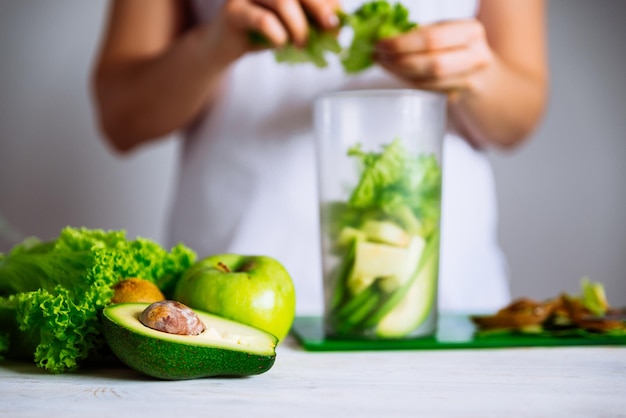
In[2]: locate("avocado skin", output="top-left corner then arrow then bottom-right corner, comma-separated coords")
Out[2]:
101,311 -> 276,380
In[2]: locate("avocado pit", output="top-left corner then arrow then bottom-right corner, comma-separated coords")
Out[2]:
111,278 -> 165,304
139,300 -> 205,336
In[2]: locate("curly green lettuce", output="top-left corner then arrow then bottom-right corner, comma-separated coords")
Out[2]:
330,138 -> 442,239
340,0 -> 416,73
270,0 -> 417,73
0,227 -> 196,373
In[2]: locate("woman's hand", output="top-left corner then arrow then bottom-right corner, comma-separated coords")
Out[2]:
93,0 -> 342,151
208,0 -> 341,61
374,19 -> 493,100
373,0 -> 547,151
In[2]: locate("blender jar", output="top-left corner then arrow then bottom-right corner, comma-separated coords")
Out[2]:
314,89 -> 447,339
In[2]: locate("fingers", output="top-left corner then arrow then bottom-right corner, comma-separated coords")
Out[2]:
376,19 -> 485,55
255,0 -> 310,47
225,0 -> 289,46
375,20 -> 495,96
225,0 -> 339,48
377,38 -> 492,81
300,0 -> 341,30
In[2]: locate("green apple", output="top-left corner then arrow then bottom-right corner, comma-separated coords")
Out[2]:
173,254 -> 296,341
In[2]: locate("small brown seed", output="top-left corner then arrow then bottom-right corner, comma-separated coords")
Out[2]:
139,300 -> 205,336
111,278 -> 165,304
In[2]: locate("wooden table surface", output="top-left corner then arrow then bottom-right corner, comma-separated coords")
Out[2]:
1,336 -> 624,418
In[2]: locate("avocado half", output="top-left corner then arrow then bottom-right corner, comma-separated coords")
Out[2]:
102,303 -> 278,380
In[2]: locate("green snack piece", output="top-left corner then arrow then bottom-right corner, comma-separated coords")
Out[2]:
0,227 -> 196,373
102,303 -> 277,380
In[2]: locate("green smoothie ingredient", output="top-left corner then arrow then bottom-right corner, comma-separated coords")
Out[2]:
0,227 -> 196,373
258,0 -> 417,73
323,138 -> 442,338
340,0 -> 417,73
174,254 -> 296,342
102,303 -> 277,380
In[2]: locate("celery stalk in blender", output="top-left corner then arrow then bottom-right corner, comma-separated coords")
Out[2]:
325,138 -> 442,338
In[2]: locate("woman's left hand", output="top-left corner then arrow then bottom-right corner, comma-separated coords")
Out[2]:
375,19 -> 495,100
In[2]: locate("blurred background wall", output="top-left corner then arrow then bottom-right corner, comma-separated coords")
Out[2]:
0,1 -> 624,303
489,0 -> 626,300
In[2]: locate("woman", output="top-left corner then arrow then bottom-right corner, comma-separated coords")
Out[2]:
92,0 -> 547,314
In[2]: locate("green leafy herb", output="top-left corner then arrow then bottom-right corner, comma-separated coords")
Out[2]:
0,227 -> 196,373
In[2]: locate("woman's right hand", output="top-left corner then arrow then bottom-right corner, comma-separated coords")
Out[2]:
206,0 -> 341,61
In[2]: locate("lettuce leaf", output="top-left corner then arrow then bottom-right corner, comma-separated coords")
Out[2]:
0,227 -> 196,373
270,0 -> 417,73
347,139 -> 407,208
342,138 -> 442,239
274,26 -> 342,68
341,1 -> 416,73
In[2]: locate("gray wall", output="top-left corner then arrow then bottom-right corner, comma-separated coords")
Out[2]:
0,1 -> 179,246
1,1 -> 624,304
489,0 -> 626,302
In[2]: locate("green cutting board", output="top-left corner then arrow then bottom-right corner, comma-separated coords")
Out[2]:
291,313 -> 626,351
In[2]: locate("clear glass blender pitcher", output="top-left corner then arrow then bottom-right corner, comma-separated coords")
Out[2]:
314,89 -> 447,339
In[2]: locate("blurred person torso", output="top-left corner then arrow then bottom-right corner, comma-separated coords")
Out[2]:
168,0 -> 511,314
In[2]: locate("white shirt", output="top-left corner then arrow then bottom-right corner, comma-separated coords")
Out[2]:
169,0 -> 511,314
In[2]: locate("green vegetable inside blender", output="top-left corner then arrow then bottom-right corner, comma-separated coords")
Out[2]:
323,138 -> 442,338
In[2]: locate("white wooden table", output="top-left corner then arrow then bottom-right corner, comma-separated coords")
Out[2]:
1,337 -> 624,418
